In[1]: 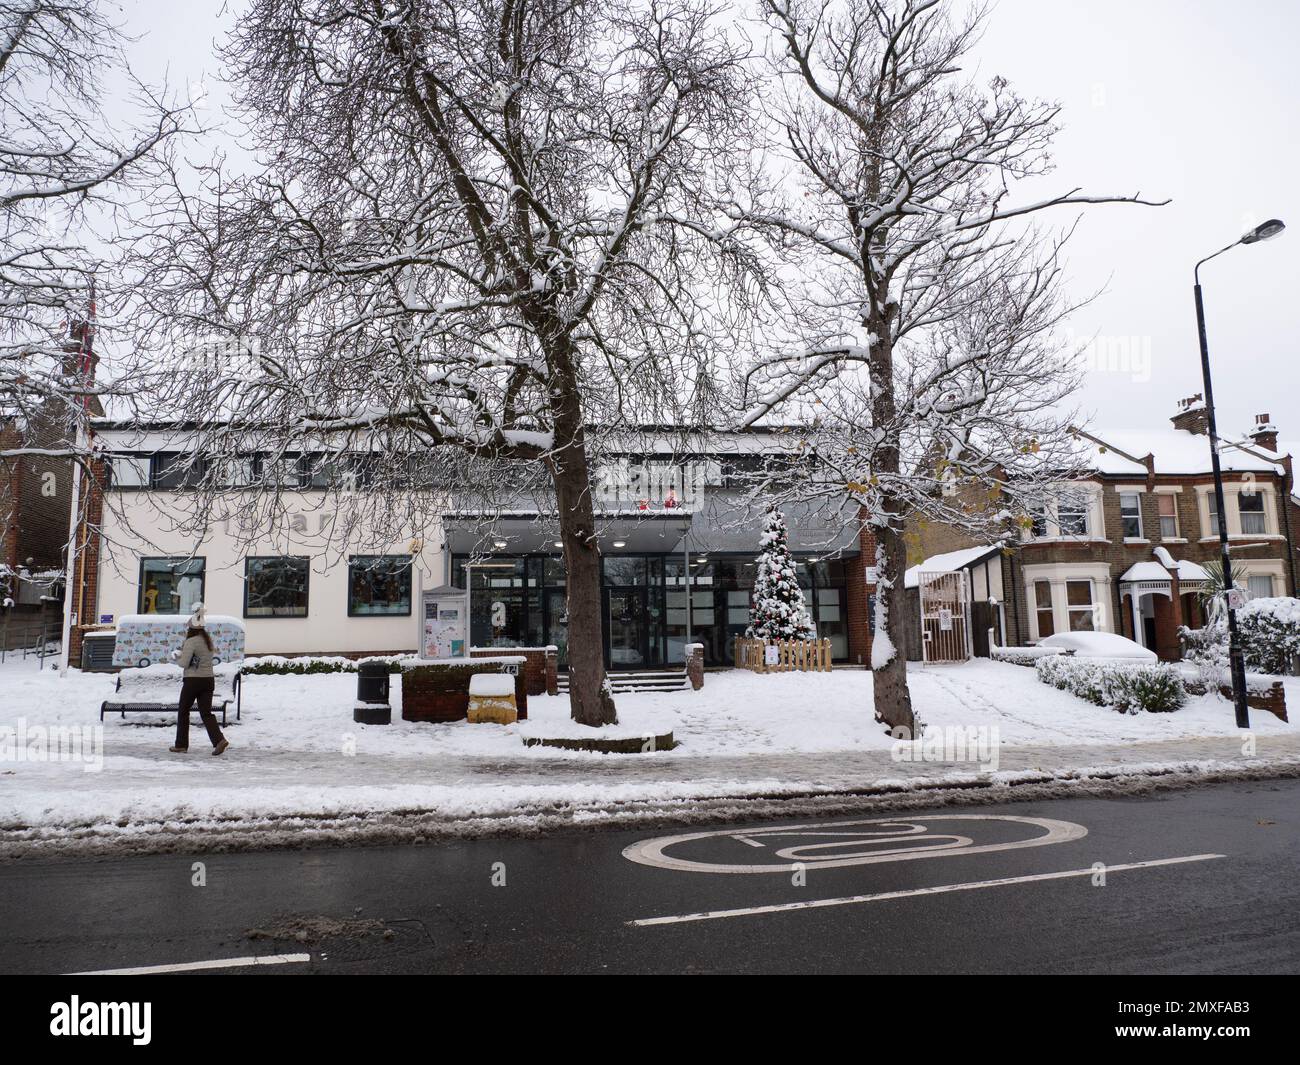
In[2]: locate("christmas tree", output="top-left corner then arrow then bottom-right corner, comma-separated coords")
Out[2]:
746,508 -> 817,642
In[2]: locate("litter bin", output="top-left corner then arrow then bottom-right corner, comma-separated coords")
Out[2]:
354,660 -> 392,724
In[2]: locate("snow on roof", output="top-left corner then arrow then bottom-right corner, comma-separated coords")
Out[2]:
1119,559 -> 1210,583
905,544 -> 1002,588
1083,428 -> 1286,476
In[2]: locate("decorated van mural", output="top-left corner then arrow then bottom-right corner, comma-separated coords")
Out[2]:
111,614 -> 246,668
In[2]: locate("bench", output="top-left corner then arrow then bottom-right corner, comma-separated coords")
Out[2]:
100,665 -> 243,724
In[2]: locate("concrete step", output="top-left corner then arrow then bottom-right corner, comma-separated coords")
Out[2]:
557,669 -> 690,694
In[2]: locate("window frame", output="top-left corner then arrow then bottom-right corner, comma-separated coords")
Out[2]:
243,555 -> 311,619
137,556 -> 206,615
347,554 -> 413,618
1119,492 -> 1144,540
1065,579 -> 1096,632
1033,580 -> 1055,638
1237,490 -> 1267,535
1156,492 -> 1179,539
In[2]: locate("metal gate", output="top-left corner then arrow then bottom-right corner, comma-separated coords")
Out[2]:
917,570 -> 971,663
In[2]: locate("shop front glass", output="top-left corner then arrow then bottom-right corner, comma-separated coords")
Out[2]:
454,550 -> 851,669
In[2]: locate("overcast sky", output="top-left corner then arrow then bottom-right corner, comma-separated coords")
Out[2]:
117,0 -> 1299,439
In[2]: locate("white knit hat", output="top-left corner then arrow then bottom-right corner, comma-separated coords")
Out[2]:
188,602 -> 207,627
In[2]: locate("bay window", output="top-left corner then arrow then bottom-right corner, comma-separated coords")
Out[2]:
1066,580 -> 1096,631
1238,491 -> 1267,535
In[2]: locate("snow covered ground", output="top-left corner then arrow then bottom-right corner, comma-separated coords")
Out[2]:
0,656 -> 1294,848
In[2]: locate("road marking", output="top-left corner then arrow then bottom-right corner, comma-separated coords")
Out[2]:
624,815 -> 1088,874
732,835 -> 766,848
67,952 -> 312,976
627,853 -> 1225,926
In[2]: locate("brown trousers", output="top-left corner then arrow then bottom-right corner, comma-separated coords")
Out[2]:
176,677 -> 224,748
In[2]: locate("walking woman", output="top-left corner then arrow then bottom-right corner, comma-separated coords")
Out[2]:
170,605 -> 230,755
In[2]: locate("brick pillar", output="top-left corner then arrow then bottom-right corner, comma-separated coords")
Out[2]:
844,513 -> 877,666
66,458 -> 105,667
545,646 -> 558,696
686,643 -> 704,690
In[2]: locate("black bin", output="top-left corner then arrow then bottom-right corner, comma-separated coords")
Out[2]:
354,661 -> 391,724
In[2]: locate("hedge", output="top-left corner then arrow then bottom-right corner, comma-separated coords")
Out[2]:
242,654 -> 415,676
1036,655 -> 1186,714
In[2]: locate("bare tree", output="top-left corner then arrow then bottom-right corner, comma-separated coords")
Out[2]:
737,0 -> 1165,733
128,0 -> 755,725
1,0 -> 183,442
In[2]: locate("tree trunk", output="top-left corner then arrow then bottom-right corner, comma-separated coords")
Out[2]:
549,355 -> 617,727
867,316 -> 916,737
872,510 -> 916,736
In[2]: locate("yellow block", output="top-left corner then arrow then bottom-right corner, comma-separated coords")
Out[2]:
467,694 -> 518,725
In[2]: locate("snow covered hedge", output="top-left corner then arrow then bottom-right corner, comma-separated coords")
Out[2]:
242,654 -> 416,675
1036,656 -> 1186,714
991,645 -> 1066,667
1236,597 -> 1300,675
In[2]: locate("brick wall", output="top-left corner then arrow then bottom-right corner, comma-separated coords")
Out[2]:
844,513 -> 875,666
66,458 -> 106,665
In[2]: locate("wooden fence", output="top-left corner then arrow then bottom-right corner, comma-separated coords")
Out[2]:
734,637 -> 833,674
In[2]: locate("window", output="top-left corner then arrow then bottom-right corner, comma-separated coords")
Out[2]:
1119,493 -> 1143,539
1206,496 -> 1221,537
1034,581 -> 1054,638
1157,493 -> 1178,539
245,556 -> 310,617
348,555 -> 412,616
1029,505 -> 1049,538
1246,575 -> 1274,600
139,557 -> 205,615
151,452 -> 203,489
108,455 -> 149,488
211,456 -> 255,488
262,454 -> 305,489
1066,580 -> 1095,631
1238,491 -> 1267,535
1056,496 -> 1089,537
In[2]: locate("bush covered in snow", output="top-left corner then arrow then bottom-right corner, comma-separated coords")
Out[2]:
1036,656 -> 1186,714
1236,597 -> 1300,675
243,654 -> 414,675
991,645 -> 1066,667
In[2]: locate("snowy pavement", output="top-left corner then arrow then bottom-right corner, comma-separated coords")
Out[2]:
0,657 -> 1294,855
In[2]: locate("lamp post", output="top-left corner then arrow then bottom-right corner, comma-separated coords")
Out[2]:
1193,218 -> 1286,729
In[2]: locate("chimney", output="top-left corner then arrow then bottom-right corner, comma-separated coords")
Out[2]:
1170,393 -> 1207,435
60,318 -> 97,382
1249,412 -> 1278,452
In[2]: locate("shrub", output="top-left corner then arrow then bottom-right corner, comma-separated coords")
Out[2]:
991,646 -> 1066,667
1035,656 -> 1186,714
1236,597 -> 1300,675
242,654 -> 413,675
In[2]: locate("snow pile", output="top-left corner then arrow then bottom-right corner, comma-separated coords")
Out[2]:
1038,631 -> 1156,662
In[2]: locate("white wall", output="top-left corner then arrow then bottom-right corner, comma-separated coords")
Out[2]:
96,491 -> 445,655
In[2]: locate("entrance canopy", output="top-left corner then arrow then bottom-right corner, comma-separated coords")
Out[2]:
1118,558 -> 1210,601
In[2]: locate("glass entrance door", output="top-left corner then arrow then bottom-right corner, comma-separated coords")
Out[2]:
606,586 -> 648,669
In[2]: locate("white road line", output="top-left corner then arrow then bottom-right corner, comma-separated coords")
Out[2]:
67,952 -> 312,976
732,835 -> 766,848
627,854 -> 1225,927
624,814 -> 1088,874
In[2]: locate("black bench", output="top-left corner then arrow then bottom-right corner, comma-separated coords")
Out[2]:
100,671 -> 242,724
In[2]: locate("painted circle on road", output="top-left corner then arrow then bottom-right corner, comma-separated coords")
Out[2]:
622,815 -> 1088,874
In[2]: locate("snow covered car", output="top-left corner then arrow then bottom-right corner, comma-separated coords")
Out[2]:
1037,631 -> 1156,663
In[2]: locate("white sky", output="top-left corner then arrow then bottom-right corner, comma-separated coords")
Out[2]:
116,0 -> 1299,439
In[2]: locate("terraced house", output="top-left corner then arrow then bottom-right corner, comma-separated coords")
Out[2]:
1003,398 -> 1297,660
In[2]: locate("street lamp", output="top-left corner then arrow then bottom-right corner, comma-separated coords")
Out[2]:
1193,218 -> 1286,729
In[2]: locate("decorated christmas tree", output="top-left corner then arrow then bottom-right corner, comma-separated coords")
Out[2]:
746,508 -> 817,642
